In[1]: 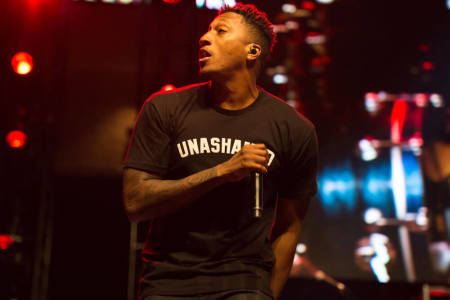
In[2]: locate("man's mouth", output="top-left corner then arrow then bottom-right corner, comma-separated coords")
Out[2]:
199,49 -> 211,62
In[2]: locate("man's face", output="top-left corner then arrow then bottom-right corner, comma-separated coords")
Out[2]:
198,12 -> 252,78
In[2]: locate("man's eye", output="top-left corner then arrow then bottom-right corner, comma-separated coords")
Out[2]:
218,29 -> 226,33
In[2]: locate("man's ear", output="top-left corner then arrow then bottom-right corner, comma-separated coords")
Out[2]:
246,43 -> 262,61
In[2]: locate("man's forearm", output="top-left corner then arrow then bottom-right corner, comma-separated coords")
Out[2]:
270,221 -> 301,300
123,166 -> 226,221
123,144 -> 269,221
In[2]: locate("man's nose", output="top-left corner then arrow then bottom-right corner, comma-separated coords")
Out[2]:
199,32 -> 211,47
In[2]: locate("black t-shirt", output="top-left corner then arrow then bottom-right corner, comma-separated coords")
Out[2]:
123,82 -> 318,297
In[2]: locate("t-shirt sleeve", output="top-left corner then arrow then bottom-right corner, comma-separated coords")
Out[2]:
278,124 -> 318,217
123,95 -> 171,175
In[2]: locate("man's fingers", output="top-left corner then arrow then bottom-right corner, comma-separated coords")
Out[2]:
242,143 -> 266,150
241,154 -> 268,172
247,162 -> 268,173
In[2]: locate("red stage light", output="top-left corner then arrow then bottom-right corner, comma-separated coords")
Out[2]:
311,58 -> 321,66
390,100 -> 407,143
422,61 -> 435,71
161,84 -> 176,91
414,93 -> 427,107
11,52 -> 34,75
0,235 -> 14,250
418,44 -> 430,52
301,1 -> 316,10
6,130 -> 28,149
163,0 -> 182,4
311,57 -> 327,67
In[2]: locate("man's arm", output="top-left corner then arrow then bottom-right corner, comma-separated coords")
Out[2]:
270,197 -> 309,300
123,144 -> 269,222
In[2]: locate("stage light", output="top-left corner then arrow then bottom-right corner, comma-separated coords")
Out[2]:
206,0 -> 221,10
0,235 -> 14,250
416,207 -> 428,227
368,233 -> 391,283
364,92 -> 379,113
318,159 -> 357,216
364,207 -> 383,224
301,1 -> 315,10
305,33 -> 326,45
163,0 -> 182,3
447,0 -> 450,9
223,0 -> 235,5
408,134 -> 423,156
6,130 -> 28,149
414,93 -> 427,107
422,61 -> 435,71
273,74 -> 288,84
296,243 -> 307,254
11,52 -> 34,75
160,84 -> 176,91
311,57 -> 323,67
281,3 -> 296,13
118,0 -> 134,3
390,100 -> 407,144
359,138 -> 377,161
285,21 -> 299,30
429,94 -> 443,107
316,0 -> 334,4
418,44 -> 430,52
196,0 -> 205,8
205,0 -> 235,10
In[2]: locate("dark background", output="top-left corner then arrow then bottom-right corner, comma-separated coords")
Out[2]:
0,0 -> 449,299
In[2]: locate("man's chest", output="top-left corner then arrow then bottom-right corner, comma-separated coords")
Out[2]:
167,111 -> 284,178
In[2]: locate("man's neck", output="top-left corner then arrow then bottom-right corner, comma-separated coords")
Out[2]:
209,73 -> 259,111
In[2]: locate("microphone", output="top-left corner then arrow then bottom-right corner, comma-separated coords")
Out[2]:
252,172 -> 263,218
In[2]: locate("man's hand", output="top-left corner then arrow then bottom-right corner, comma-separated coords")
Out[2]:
218,144 -> 269,182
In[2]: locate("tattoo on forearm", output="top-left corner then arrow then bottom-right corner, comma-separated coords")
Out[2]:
123,167 -> 221,218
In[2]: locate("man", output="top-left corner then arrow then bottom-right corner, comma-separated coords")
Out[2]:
123,3 -> 318,300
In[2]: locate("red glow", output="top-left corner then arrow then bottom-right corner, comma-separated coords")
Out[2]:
390,100 -> 407,143
0,235 -> 14,250
418,44 -> 430,52
430,290 -> 450,297
422,61 -> 434,71
163,0 -> 182,3
11,52 -> 34,75
409,133 -> 423,147
161,84 -> 176,91
414,93 -> 427,107
365,92 -> 377,100
301,1 -> 316,10
311,56 -> 330,67
6,130 -> 28,149
311,57 -> 322,67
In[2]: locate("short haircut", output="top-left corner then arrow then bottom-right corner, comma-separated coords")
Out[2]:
219,3 -> 277,66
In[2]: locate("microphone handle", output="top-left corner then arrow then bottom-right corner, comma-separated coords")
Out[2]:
253,172 -> 263,218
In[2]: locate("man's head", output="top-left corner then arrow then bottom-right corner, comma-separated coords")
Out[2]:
198,3 -> 276,80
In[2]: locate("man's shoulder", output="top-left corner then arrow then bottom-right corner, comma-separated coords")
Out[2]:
146,82 -> 208,105
259,88 -> 315,131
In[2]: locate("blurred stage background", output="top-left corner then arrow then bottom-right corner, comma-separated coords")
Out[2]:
0,0 -> 449,300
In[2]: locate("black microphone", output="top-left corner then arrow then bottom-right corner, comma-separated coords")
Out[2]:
252,172 -> 263,218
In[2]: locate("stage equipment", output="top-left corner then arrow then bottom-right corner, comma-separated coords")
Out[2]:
355,233 -> 397,283
357,92 -> 448,282
290,243 -> 346,292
